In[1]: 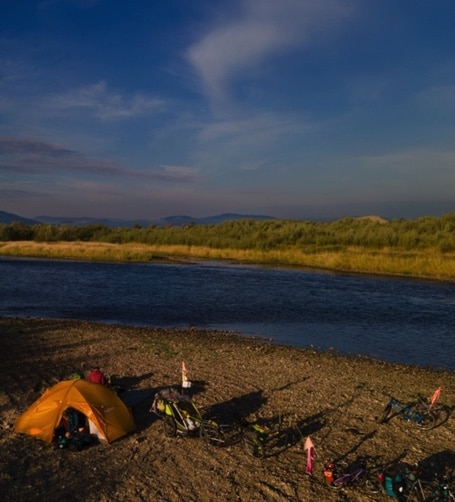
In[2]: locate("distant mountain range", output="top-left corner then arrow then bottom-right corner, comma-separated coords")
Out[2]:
0,210 -> 275,227
0,210 -> 39,225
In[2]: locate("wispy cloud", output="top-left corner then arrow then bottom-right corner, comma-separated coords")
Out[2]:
202,110 -> 312,142
0,136 -> 74,157
0,136 -> 201,183
46,81 -> 167,120
194,111 -> 314,173
186,0 -> 355,107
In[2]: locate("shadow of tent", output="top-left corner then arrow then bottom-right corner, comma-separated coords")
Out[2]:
119,388 -> 155,433
110,372 -> 154,389
121,388 -> 154,408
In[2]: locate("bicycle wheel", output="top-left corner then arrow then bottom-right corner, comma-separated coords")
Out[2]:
415,410 -> 436,430
406,481 -> 433,501
200,421 -> 225,447
222,422 -> 243,446
162,416 -> 177,437
365,476 -> 382,494
422,405 -> 450,429
379,404 -> 392,424
433,405 -> 451,426
331,477 -> 346,490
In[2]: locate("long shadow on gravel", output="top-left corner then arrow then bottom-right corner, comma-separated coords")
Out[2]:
202,390 -> 267,422
418,449 -> 455,480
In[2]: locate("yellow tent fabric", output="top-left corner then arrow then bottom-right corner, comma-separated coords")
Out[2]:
15,379 -> 135,444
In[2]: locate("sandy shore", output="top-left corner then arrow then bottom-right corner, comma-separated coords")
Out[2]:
1,317 -> 454,501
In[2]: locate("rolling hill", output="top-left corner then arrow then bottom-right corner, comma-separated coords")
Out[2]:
0,210 -> 275,227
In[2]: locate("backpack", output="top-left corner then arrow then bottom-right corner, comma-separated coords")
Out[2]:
323,462 -> 336,484
384,472 -> 405,499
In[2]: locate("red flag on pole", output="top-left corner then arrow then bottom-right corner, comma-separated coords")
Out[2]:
430,386 -> 441,409
304,436 -> 315,475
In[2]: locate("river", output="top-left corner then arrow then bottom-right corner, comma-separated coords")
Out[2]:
1,257 -> 454,370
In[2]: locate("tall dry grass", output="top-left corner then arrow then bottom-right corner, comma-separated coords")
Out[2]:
1,241 -> 454,281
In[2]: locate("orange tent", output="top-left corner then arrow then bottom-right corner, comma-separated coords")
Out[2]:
15,379 -> 135,444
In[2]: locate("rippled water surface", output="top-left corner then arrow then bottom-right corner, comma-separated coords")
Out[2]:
1,257 -> 454,369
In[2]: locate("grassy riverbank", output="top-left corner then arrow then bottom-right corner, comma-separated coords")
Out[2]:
1,240 -> 455,281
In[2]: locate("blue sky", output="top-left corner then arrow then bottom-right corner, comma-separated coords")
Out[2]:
1,0 -> 455,221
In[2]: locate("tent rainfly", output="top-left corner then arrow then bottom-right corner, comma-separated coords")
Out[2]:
15,379 -> 135,444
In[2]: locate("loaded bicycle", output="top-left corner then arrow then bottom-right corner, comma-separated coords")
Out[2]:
398,465 -> 451,502
323,456 -> 382,493
241,413 -> 302,459
378,387 -> 447,431
150,387 -> 242,446
378,396 -> 436,430
375,461 -> 455,501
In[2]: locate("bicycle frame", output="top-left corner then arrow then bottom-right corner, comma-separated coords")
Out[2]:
332,467 -> 366,489
242,422 -> 269,458
200,418 -> 243,447
323,456 -> 383,493
390,398 -> 424,422
380,397 -> 436,430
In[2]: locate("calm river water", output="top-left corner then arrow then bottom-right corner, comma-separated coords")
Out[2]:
1,257 -> 454,370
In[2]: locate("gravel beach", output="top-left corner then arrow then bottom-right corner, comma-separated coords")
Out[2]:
1,317 -> 454,501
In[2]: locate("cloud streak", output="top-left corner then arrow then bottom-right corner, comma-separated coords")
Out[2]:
0,136 -> 201,183
45,81 -> 167,120
186,0 -> 354,107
